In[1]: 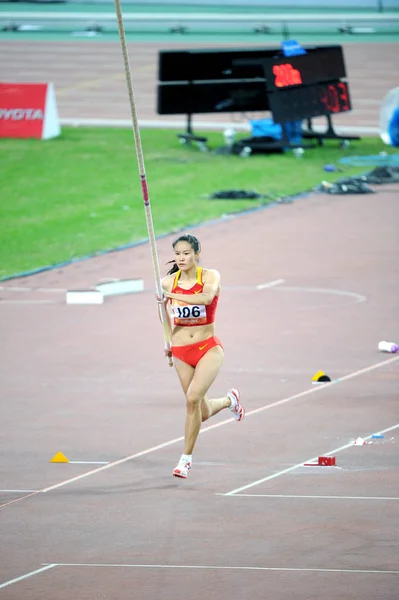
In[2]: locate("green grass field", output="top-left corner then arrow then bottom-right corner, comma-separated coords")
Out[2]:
0,127 -> 393,279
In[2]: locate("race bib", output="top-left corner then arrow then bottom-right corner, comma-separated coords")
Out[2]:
172,303 -> 206,321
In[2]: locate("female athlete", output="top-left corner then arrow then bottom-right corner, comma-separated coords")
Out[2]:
159,233 -> 245,479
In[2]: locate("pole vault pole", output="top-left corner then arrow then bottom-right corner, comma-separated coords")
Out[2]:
114,0 -> 173,366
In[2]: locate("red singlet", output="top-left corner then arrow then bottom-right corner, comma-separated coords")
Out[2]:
171,267 -> 218,327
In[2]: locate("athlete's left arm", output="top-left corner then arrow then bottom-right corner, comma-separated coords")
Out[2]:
165,269 -> 220,306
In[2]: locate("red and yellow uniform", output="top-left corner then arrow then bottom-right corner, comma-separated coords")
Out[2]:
170,267 -> 222,367
170,267 -> 218,327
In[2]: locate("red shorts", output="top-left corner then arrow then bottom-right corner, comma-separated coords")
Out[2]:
171,336 -> 223,368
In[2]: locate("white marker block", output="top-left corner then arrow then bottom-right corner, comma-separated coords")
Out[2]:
66,290 -> 104,305
96,279 -> 144,297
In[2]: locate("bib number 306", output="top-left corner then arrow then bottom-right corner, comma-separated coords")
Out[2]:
173,304 -> 206,319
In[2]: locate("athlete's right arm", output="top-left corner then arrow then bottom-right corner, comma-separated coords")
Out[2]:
157,276 -> 173,334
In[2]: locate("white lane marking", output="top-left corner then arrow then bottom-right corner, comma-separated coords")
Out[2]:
0,489 -> 39,493
245,355 -> 399,421
59,118 -> 381,136
256,279 -> 285,290
40,436 -> 186,493
0,300 -> 55,305
276,286 -> 367,304
0,286 -> 30,292
0,286 -> 65,293
68,461 -> 109,465
220,494 -> 399,501
0,491 -> 40,509
40,355 -> 398,494
225,422 -> 399,496
0,565 -> 57,590
3,355 -> 398,502
42,563 -> 399,575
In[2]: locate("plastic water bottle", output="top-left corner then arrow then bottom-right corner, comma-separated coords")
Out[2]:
293,147 -> 304,158
378,341 -> 399,353
240,146 -> 252,158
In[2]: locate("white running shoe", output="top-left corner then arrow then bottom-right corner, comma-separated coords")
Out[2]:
173,458 -> 192,479
228,388 -> 245,421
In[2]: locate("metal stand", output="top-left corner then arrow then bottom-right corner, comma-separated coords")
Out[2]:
230,123 -> 317,156
177,81 -> 209,151
302,115 -> 360,147
177,113 -> 209,151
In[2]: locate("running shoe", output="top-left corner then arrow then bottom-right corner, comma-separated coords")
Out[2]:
228,388 -> 245,421
173,458 -> 192,479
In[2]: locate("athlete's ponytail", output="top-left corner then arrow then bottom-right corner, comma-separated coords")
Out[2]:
166,234 -> 201,275
166,260 -> 179,275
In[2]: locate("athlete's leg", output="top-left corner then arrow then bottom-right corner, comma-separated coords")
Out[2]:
174,357 -> 195,395
184,346 -> 224,455
173,356 -> 228,422
201,393 -> 230,421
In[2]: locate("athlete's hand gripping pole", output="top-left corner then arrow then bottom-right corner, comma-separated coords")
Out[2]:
114,0 -> 173,366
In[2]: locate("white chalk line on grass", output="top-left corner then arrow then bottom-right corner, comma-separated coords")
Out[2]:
224,422 -> 399,496
1,355 -> 398,507
41,563 -> 399,575
0,564 -> 57,590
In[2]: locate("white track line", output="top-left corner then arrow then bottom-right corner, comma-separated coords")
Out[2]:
68,461 -> 109,465
277,286 -> 367,304
40,435 -> 186,493
0,286 -> 65,293
245,354 -> 399,420
0,300 -> 55,305
256,279 -> 285,290
0,489 -> 39,493
42,563 -> 399,575
0,565 -> 56,590
0,286 -> 31,292
2,355 -> 398,503
225,422 -> 399,496
40,355 -> 398,493
0,490 -> 39,509
221,494 -> 399,501
60,118 -> 381,136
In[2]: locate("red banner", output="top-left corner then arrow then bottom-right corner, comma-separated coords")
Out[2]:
0,83 -> 60,140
